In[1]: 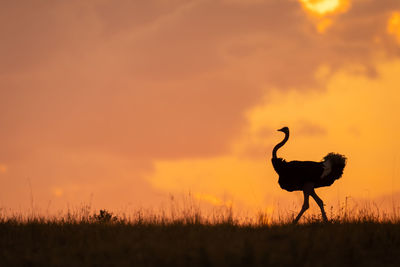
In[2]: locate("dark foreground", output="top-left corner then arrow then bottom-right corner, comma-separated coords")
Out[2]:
1,221 -> 400,266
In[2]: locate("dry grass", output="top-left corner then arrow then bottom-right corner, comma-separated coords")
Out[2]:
1,202 -> 400,266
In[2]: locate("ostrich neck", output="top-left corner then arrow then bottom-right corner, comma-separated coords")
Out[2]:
272,132 -> 289,159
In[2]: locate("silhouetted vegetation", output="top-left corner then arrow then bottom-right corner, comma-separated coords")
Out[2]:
91,209 -> 118,223
1,207 -> 400,266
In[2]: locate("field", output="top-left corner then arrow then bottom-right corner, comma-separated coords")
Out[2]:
1,208 -> 400,267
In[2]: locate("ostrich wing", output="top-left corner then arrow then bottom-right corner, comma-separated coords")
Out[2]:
273,159 -> 325,192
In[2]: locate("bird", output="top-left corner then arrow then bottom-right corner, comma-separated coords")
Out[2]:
271,126 -> 347,223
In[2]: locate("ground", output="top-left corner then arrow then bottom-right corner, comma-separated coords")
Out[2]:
1,220 -> 400,266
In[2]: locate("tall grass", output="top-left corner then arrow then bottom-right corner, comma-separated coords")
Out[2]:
1,198 -> 400,266
1,195 -> 399,226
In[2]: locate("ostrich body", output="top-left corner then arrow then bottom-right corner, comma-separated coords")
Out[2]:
271,126 -> 347,223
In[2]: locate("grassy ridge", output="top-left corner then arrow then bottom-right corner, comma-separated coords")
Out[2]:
1,219 -> 400,266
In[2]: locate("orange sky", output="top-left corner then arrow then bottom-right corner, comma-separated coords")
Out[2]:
1,0 -> 400,216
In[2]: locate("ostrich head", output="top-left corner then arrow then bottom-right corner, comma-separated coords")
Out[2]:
277,126 -> 289,134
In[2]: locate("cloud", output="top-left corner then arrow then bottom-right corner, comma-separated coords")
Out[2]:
2,0 -> 399,160
0,0 -> 400,211
296,120 -> 327,136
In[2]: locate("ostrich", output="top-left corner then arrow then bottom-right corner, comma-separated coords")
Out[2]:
271,126 -> 347,223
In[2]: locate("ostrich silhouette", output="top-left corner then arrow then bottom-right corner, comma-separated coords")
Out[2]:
271,126 -> 347,223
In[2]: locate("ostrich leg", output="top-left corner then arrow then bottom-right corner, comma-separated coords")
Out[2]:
293,189 -> 310,223
311,190 -> 328,222
294,182 -> 318,223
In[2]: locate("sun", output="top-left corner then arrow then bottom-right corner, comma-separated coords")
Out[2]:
299,0 -> 349,16
299,0 -> 350,33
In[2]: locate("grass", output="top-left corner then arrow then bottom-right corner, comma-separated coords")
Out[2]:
1,207 -> 400,266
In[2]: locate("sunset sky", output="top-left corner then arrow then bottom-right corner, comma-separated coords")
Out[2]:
1,0 -> 400,215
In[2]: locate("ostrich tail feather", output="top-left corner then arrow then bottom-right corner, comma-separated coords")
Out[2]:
323,152 -> 347,180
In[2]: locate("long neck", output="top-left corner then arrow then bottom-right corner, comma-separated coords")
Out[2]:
272,131 -> 289,159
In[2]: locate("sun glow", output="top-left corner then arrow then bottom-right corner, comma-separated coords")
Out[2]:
52,187 -> 64,197
299,0 -> 348,15
299,0 -> 350,33
316,18 -> 333,33
0,164 -> 7,173
388,12 -> 400,43
194,193 -> 232,207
